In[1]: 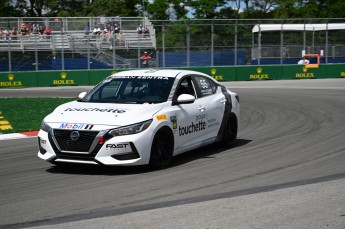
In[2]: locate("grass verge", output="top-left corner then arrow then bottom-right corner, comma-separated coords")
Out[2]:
0,98 -> 75,134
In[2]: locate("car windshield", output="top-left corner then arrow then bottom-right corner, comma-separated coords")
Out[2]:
81,76 -> 175,104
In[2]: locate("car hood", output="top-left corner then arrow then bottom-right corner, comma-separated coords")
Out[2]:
44,101 -> 164,127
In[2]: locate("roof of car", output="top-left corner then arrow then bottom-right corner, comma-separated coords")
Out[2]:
111,69 -> 210,79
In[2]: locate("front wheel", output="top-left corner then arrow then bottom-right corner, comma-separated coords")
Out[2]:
221,113 -> 238,147
149,128 -> 174,169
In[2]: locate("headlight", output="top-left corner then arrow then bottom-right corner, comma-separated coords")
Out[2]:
108,119 -> 152,136
40,121 -> 51,132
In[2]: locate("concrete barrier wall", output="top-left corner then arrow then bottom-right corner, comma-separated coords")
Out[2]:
1,64 -> 344,88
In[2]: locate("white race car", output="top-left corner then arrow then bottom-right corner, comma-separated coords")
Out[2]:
38,69 -> 240,168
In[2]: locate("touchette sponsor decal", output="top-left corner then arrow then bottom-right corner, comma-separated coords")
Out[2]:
179,121 -> 206,136
64,107 -> 126,113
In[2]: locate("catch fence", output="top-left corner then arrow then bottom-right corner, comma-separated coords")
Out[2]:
0,17 -> 344,72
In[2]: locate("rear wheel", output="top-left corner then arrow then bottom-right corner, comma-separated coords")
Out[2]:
149,128 -> 174,169
221,113 -> 238,147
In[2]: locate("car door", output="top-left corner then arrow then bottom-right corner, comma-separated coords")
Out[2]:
172,75 -> 208,152
192,75 -> 225,144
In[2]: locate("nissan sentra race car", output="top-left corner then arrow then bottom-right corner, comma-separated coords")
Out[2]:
38,69 -> 240,168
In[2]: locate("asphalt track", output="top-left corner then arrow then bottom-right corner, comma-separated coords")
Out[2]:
0,79 -> 345,229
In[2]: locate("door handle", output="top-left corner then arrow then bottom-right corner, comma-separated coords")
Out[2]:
198,106 -> 206,112
221,99 -> 227,104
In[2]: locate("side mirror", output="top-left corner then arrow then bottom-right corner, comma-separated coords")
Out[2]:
177,94 -> 195,104
78,92 -> 87,99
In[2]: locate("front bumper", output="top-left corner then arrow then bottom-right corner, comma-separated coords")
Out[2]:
37,128 -> 153,166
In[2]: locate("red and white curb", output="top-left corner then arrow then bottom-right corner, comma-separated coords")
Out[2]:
0,131 -> 39,140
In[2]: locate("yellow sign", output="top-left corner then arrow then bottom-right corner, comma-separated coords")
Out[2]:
0,74 -> 23,87
341,72 -> 345,77
0,112 -> 13,131
53,72 -> 75,85
249,67 -> 269,80
210,68 -> 224,81
156,114 -> 167,121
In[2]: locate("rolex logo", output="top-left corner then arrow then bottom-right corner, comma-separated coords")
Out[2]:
211,68 -> 216,75
8,74 -> 14,81
60,72 -> 67,79
256,67 -> 262,74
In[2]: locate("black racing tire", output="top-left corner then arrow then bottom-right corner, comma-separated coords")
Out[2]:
149,127 -> 174,169
221,113 -> 238,147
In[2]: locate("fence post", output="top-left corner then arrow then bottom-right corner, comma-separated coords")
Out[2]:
61,19 -> 65,70
211,20 -> 214,66
162,23 -> 165,68
186,21 -> 190,67
235,19 -> 238,66
325,22 -> 329,64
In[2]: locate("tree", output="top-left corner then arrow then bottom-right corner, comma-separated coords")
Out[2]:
0,0 -> 22,17
186,0 -> 226,19
146,0 -> 189,20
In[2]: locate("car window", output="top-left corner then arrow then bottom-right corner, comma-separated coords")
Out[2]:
175,76 -> 196,98
194,76 -> 217,97
83,76 -> 175,104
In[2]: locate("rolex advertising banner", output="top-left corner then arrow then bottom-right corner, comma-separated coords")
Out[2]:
36,70 -> 90,87
281,65 -> 327,79
324,64 -> 345,78
0,72 -> 37,88
183,67 -> 237,81
236,66 -> 282,81
0,64 -> 344,88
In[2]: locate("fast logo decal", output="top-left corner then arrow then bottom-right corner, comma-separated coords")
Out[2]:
59,123 -> 94,130
64,108 -> 126,113
106,143 -> 129,149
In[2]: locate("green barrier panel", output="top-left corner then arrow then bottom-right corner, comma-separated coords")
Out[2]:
0,72 -> 37,88
325,64 -> 345,78
1,64 -> 344,88
181,66 -> 237,81
89,69 -> 122,85
236,65 -> 282,81
36,70 -> 90,87
282,64 -> 327,79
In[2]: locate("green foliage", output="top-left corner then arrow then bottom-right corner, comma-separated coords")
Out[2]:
186,0 -> 226,19
0,98 -> 75,134
1,0 -> 345,19
0,0 -> 22,17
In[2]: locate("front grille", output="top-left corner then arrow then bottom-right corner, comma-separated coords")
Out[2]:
53,129 -> 99,152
